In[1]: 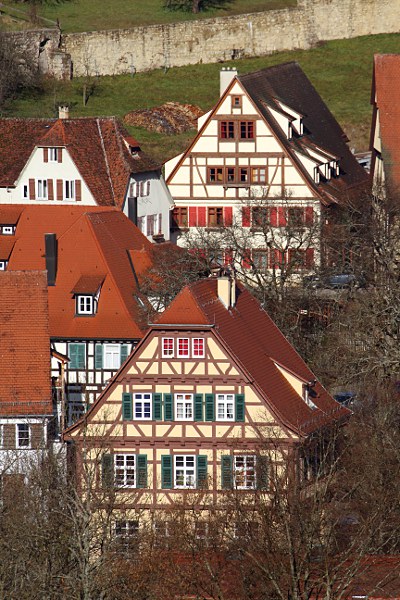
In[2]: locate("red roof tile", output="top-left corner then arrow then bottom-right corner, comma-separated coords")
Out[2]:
0,237 -> 15,259
0,271 -> 52,416
71,274 -> 105,294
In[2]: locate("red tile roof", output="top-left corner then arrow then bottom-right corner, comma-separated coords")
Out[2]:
0,117 -> 159,208
0,271 -> 52,416
71,274 -> 104,294
2,205 -> 154,339
0,237 -> 15,259
157,278 -> 349,435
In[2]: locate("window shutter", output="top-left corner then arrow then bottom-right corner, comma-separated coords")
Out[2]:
122,392 -> 133,420
224,248 -> 233,266
235,394 -> 245,422
94,344 -> 103,369
48,179 -> 54,201
197,206 -> 206,227
161,455 -> 173,489
257,455 -> 269,491
278,207 -> 287,227
194,394 -> 203,422
269,207 -> 278,227
153,393 -> 163,421
306,248 -> 314,269
43,147 -> 48,163
75,180 -> 82,201
221,455 -> 233,489
242,249 -> 251,269
189,207 -> 197,227
205,394 -> 214,422
102,453 -> 114,489
120,344 -> 129,365
305,206 -> 314,226
69,343 -> 85,369
242,206 -> 250,227
224,206 -> 233,227
137,454 -> 148,488
56,179 -> 63,201
164,393 -> 173,421
197,455 -> 208,489
58,148 -> 63,163
29,179 -> 35,200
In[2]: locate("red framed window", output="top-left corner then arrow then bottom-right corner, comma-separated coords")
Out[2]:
177,338 -> 190,358
240,121 -> 255,139
192,338 -> 205,358
208,167 -> 224,183
208,207 -> 224,227
239,168 -> 249,183
220,121 -> 235,139
172,207 -> 188,228
162,338 -> 174,357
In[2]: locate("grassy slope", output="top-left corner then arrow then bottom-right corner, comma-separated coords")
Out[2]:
4,33 -> 400,161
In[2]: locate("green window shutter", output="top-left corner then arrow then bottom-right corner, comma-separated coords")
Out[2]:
257,455 -> 269,491
120,344 -> 129,366
122,392 -> 133,420
161,455 -> 173,489
197,455 -> 208,489
137,454 -> 148,488
194,394 -> 203,422
77,344 -> 85,369
94,344 -> 103,369
153,393 -> 162,421
101,453 -> 114,489
164,393 -> 173,421
205,394 -> 215,422
235,394 -> 245,422
69,343 -> 85,370
221,455 -> 233,489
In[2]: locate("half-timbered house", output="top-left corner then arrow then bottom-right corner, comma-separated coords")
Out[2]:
165,63 -> 368,274
64,273 -> 349,535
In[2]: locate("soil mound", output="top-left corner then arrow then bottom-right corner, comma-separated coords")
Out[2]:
124,101 -> 203,134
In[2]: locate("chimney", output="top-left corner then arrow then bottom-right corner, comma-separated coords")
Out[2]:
45,233 -> 57,286
220,67 -> 238,96
217,269 -> 236,309
58,105 -> 69,119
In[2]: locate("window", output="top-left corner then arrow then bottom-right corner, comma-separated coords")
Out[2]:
175,394 -> 193,420
16,424 -> 30,449
239,168 -> 249,183
153,520 -> 171,547
0,261 -> 8,271
172,207 -> 188,228
220,121 -> 235,139
147,214 -> 156,237
177,338 -> 189,358
162,338 -> 174,357
251,167 -> 267,184
104,344 -> 120,369
115,454 -> 136,488
287,207 -> 305,228
208,167 -> 224,183
76,295 -> 95,315
252,250 -> 269,272
23,184 -> 28,200
134,393 -> 152,419
208,207 -> 224,227
194,522 -> 209,540
65,180 -> 75,201
37,179 -> 48,200
68,344 -> 86,370
216,394 -> 235,421
115,520 -> 139,538
1,226 -> 14,235
49,148 -> 58,162
137,216 -> 145,233
234,455 -> 256,489
174,455 -> 196,488
232,96 -> 242,108
251,206 -> 269,228
240,121 -> 255,139
192,338 -> 205,358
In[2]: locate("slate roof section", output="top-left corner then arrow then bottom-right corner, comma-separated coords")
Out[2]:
0,117 -> 160,208
157,277 -> 349,435
238,63 -> 369,205
1,205 -> 154,339
0,271 -> 52,416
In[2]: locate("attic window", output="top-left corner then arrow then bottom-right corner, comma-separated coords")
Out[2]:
76,295 -> 95,315
232,96 -> 242,108
288,123 -> 293,139
313,167 -> 320,184
72,275 -> 104,316
49,148 -> 58,162
0,261 -> 8,271
303,383 -> 317,410
1,226 -> 14,235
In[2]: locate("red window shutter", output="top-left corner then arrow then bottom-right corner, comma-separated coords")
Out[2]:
224,248 -> 233,266
58,148 -> 63,163
29,179 -> 35,200
189,207 -> 197,227
306,248 -> 314,268
56,179 -> 63,201
305,207 -> 314,226
242,206 -> 250,227
278,207 -> 287,227
224,206 -> 233,227
75,180 -> 82,201
269,207 -> 278,227
270,249 -> 285,269
242,249 -> 251,269
43,148 -> 48,163
48,179 -> 54,201
197,207 -> 206,227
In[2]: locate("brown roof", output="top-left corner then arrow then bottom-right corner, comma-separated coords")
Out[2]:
71,274 -> 105,294
0,237 -> 15,259
0,271 -> 52,416
157,278 -> 349,435
0,117 -> 159,208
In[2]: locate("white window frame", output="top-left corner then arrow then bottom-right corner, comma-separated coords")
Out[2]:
162,338 -> 174,358
192,338 -> 205,358
104,343 -> 121,370
133,393 -> 152,420
2,226 -> 14,235
175,393 -> 193,421
234,455 -> 256,490
174,455 -> 196,489
114,454 -> 136,488
49,148 -> 58,162
37,179 -> 48,200
16,423 -> 31,449
0,261 -> 8,271
177,338 -> 190,358
76,295 -> 94,315
65,180 -> 75,201
216,394 -> 235,421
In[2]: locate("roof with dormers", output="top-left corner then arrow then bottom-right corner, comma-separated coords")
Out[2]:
0,117 -> 159,208
0,270 -> 53,416
1,205 -> 155,339
156,277 -> 349,436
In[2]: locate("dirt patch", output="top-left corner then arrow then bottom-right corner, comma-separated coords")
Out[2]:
124,101 -> 204,135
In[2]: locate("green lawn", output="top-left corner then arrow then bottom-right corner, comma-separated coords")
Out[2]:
2,0 -> 296,32
4,33 -> 399,161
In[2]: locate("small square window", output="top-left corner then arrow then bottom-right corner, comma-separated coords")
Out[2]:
177,338 -> 189,358
0,261 -> 8,271
232,96 -> 242,108
162,338 -> 174,357
2,226 -> 14,235
192,338 -> 205,358
76,295 -> 95,315
16,424 -> 30,448
115,520 -> 139,538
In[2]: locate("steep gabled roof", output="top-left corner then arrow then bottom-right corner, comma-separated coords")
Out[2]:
157,278 -> 348,436
2,205 -> 154,339
0,117 -> 159,207
0,271 -> 52,416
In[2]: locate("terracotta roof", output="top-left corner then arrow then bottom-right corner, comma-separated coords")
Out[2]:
4,205 -> 154,339
0,117 -> 160,208
371,54 -> 400,188
0,237 -> 15,259
0,271 -> 52,416
71,274 -> 105,294
0,206 -> 23,224
157,278 -> 349,435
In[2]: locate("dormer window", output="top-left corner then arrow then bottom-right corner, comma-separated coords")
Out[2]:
76,295 -> 95,315
0,261 -> 8,271
72,275 -> 104,317
313,167 -> 320,184
288,123 -> 293,139
1,226 -> 14,235
303,382 -> 317,410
